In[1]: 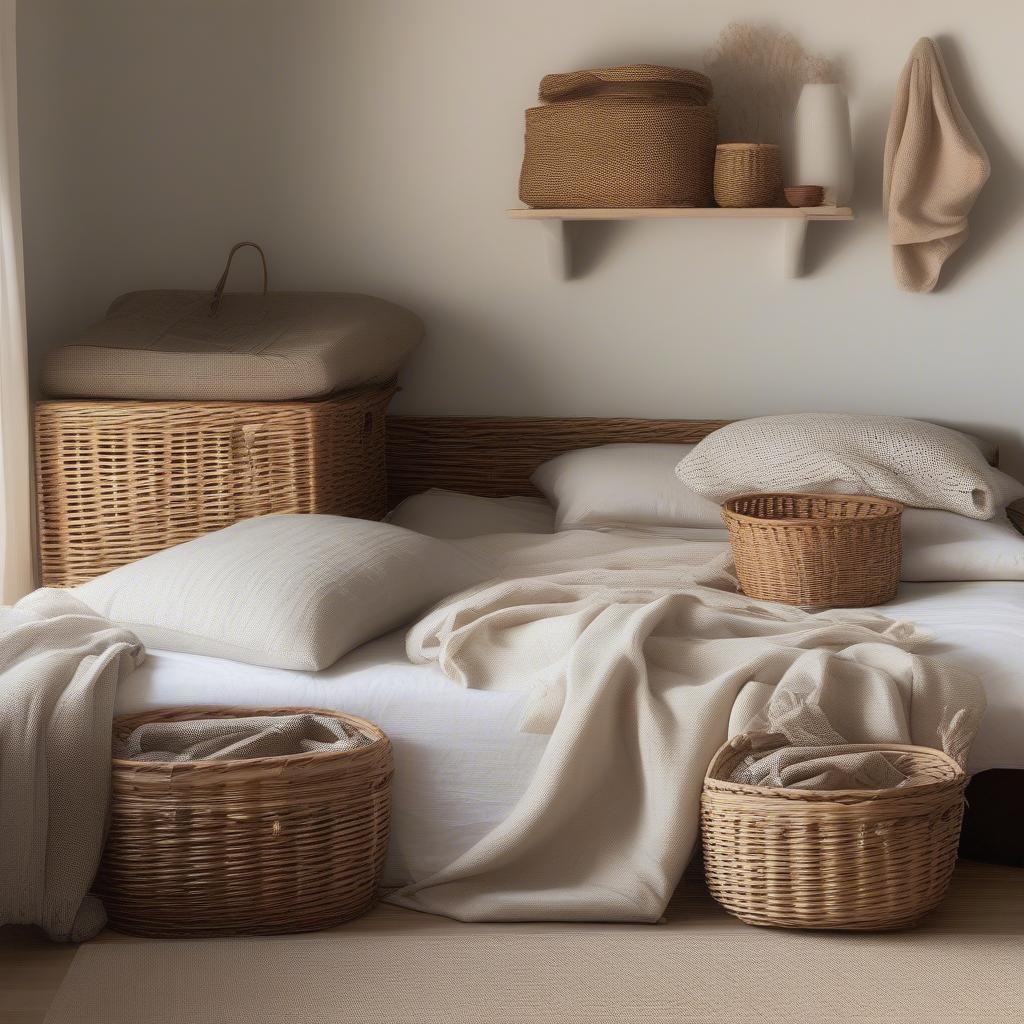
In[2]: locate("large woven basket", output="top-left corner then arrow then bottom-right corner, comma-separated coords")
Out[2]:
35,383 -> 395,586
520,64 -> 717,209
95,706 -> 393,937
713,143 -> 783,208
721,492 -> 903,607
701,735 -> 967,931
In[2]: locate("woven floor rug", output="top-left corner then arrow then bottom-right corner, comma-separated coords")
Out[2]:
44,892 -> 1024,1024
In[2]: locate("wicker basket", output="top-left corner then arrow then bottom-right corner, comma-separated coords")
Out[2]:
713,143 -> 783,208
35,383 -> 395,587
95,706 -> 393,937
520,64 -> 717,209
701,735 -> 967,931
721,492 -> 903,607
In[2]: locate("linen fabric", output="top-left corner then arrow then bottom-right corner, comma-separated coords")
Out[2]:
114,713 -> 371,762
0,588 -> 143,941
531,443 -> 723,531
675,414 -> 1009,519
76,515 -> 489,671
388,530 -> 982,922
884,37 -> 990,293
388,488 -> 555,538
41,291 -> 423,401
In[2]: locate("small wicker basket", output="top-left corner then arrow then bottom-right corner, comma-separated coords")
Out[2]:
721,492 -> 904,607
713,143 -> 782,208
95,706 -> 393,938
701,735 -> 967,931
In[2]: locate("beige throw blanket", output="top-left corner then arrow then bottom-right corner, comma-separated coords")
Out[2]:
390,532 -> 983,923
884,37 -> 990,292
0,590 -> 142,941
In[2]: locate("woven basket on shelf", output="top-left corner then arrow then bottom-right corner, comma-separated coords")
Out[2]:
721,492 -> 903,607
520,64 -> 717,209
95,706 -> 393,938
701,735 -> 967,931
713,143 -> 783,208
35,383 -> 395,587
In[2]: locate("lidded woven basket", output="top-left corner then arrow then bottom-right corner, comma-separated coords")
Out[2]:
519,64 -> 717,209
721,492 -> 903,607
713,143 -> 783,208
95,706 -> 393,937
701,735 -> 967,931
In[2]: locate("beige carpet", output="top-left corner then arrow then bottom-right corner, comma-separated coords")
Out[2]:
41,866 -> 1024,1024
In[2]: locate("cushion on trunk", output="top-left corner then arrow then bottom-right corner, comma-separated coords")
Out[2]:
42,291 -> 423,401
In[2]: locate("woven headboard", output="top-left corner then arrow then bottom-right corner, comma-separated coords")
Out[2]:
386,416 -> 731,505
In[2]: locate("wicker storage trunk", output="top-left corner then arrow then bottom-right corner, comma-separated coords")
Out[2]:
35,383 -> 395,587
97,707 -> 393,937
519,64 -> 717,209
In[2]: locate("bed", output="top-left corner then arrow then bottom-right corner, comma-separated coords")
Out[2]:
108,414 -> 1024,885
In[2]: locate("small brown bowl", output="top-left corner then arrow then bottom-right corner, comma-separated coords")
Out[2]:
784,185 -> 824,208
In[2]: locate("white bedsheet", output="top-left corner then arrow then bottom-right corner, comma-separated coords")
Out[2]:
115,580 -> 1024,887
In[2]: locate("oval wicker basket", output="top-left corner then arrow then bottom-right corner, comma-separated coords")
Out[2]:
95,706 -> 393,938
721,492 -> 904,607
701,736 -> 967,931
713,143 -> 782,208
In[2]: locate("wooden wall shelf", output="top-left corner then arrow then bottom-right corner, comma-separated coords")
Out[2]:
506,206 -> 855,279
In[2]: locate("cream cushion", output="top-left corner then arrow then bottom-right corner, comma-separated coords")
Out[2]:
75,515 -> 488,671
901,507 -> 1024,581
532,443 -> 724,530
675,414 -> 1012,520
42,291 -> 423,401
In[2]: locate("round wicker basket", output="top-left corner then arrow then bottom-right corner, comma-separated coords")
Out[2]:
95,706 -> 393,938
721,492 -> 904,607
701,736 -> 967,931
713,143 -> 782,208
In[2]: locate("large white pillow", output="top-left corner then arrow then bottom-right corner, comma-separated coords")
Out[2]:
531,443 -> 724,531
75,515 -> 489,670
676,414 -> 1009,519
901,508 -> 1024,581
388,489 -> 555,538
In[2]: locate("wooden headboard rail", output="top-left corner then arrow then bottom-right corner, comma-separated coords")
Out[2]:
385,416 -> 731,505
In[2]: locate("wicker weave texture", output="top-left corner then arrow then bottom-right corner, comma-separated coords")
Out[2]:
520,65 -> 717,209
721,492 -> 903,607
701,737 -> 966,931
35,384 -> 395,587
95,706 -> 393,937
713,143 -> 783,208
386,416 -> 731,505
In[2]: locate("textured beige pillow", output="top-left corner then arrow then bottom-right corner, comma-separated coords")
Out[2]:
75,515 -> 489,670
675,414 -> 1004,519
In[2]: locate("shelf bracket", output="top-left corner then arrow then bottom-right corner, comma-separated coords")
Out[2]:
542,220 -> 571,280
781,217 -> 809,278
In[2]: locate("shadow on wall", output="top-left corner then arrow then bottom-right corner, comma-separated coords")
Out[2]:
930,34 -> 1024,291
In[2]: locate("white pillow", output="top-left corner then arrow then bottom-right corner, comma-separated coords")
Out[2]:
388,489 -> 554,539
531,443 -> 724,531
676,414 -> 1007,519
75,515 -> 489,670
901,508 -> 1024,581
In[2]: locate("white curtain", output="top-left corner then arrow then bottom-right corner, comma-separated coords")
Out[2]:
0,0 -> 32,603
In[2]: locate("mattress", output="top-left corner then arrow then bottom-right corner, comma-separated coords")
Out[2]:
116,578 -> 1024,886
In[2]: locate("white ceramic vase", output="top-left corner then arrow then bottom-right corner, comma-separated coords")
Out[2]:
792,83 -> 854,206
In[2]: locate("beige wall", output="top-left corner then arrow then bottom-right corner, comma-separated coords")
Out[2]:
17,0 -> 1024,471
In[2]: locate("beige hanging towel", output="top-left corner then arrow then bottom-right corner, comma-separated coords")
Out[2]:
883,37 -> 990,292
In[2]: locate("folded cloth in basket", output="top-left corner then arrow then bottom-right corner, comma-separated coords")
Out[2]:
115,713 -> 371,762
